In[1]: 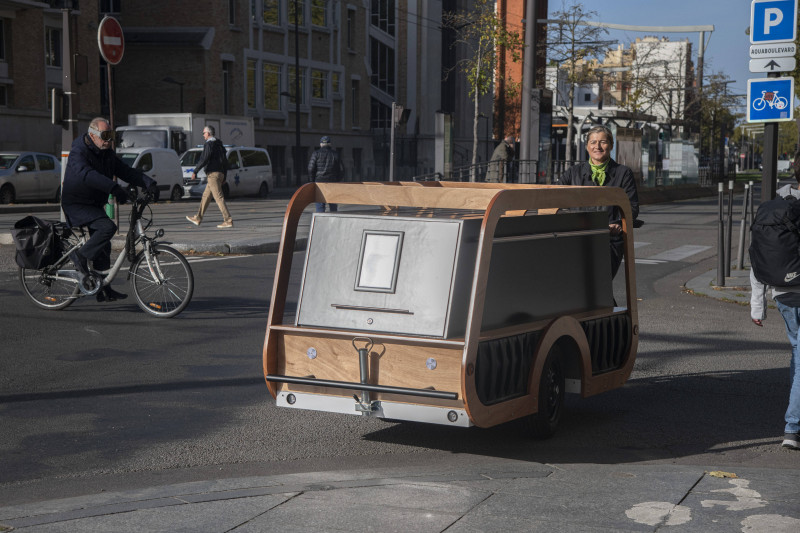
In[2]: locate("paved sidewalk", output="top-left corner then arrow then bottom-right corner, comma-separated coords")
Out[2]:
1,461 -> 799,532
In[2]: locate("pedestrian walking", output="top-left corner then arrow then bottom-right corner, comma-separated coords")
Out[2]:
750,161 -> 800,451
485,135 -> 515,183
186,125 -> 233,229
308,136 -> 344,212
557,125 -> 639,279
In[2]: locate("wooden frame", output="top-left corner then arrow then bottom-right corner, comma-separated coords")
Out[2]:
263,181 -> 638,429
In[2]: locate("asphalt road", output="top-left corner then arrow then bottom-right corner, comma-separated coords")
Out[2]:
0,193 -> 797,507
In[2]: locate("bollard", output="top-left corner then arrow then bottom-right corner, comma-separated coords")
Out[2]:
717,182 -> 725,286
725,180 -> 734,277
737,184 -> 750,270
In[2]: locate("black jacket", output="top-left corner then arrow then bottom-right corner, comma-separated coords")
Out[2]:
62,134 -> 154,227
194,137 -> 227,176
557,158 -> 639,226
308,145 -> 343,182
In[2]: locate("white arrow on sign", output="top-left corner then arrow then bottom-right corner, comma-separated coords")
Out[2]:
750,56 -> 797,72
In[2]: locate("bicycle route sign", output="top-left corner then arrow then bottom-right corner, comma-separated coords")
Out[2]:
747,77 -> 794,123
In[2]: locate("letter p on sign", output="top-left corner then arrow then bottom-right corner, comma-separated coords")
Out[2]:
765,7 -> 784,33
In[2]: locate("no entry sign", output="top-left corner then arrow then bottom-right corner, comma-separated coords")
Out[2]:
97,16 -> 124,65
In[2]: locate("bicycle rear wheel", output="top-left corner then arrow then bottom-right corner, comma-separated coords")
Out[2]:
130,244 -> 194,318
19,265 -> 80,310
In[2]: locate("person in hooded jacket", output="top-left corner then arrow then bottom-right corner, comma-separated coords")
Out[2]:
307,136 -> 344,212
62,117 -> 157,302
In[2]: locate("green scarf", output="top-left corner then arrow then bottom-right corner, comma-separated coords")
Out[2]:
590,161 -> 609,186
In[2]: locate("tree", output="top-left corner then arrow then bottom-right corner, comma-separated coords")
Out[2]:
443,0 -> 522,181
543,2 -> 609,161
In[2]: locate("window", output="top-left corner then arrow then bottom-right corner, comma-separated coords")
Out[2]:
37,155 -> 56,171
332,72 -> 341,95
17,155 -> 34,172
241,149 -> 270,167
311,0 -> 327,27
355,231 -> 403,293
229,0 -> 236,25
288,0 -> 306,26
263,62 -> 281,110
246,59 -> 257,109
0,18 -> 5,60
347,9 -> 355,50
370,97 -> 391,129
351,80 -> 360,126
223,61 -> 232,114
584,93 -> 591,102
370,38 -> 394,96
100,0 -> 121,14
371,0 -> 395,36
289,66 -> 305,104
227,150 -> 241,169
45,27 -> 61,67
136,153 -> 153,172
311,69 -> 327,100
263,0 -> 280,25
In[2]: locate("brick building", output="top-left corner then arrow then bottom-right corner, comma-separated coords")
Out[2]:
1,1 -> 497,183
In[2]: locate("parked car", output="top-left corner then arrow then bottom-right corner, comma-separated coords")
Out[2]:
117,147 -> 184,202
0,152 -> 62,204
180,146 -> 273,199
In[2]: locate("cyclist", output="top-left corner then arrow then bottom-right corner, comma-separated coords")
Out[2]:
62,117 -> 158,302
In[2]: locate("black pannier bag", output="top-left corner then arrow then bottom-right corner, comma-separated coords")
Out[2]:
749,195 -> 800,287
11,216 -> 59,270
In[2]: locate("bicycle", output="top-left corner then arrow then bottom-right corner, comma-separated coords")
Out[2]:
18,190 -> 194,318
752,90 -> 788,112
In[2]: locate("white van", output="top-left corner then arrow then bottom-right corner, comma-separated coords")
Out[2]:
180,146 -> 273,199
117,148 -> 184,202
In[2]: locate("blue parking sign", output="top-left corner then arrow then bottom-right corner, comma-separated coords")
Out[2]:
751,0 -> 797,43
747,77 -> 795,122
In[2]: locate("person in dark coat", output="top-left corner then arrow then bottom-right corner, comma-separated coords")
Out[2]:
185,125 -> 233,228
557,125 -> 639,279
307,136 -> 344,212
486,135 -> 515,183
62,117 -> 156,302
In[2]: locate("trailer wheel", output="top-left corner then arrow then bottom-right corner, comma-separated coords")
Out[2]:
525,345 -> 565,439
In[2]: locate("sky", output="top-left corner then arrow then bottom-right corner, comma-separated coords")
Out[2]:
547,0 -> 758,117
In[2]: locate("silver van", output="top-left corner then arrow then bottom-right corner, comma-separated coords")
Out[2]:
180,146 -> 274,199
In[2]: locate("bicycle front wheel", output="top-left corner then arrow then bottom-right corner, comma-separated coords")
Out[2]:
130,244 -> 194,318
19,266 -> 80,310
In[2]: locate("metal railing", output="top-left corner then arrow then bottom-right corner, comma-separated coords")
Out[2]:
413,160 -> 541,183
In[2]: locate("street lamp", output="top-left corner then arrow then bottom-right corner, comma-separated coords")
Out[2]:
162,77 -> 185,112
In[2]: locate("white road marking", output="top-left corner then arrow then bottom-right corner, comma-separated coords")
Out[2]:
625,501 -> 692,526
647,245 -> 711,262
700,478 -> 767,511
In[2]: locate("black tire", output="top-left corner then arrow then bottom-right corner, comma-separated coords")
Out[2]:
258,182 -> 269,198
19,265 -> 80,310
170,185 -> 183,202
0,185 -> 15,204
524,345 -> 565,439
130,244 -> 193,318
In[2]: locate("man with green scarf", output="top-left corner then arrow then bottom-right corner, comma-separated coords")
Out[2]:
557,125 -> 639,279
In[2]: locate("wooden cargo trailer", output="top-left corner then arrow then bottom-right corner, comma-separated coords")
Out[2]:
263,182 -> 638,436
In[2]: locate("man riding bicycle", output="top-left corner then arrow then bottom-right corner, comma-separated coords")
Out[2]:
62,117 -> 157,302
